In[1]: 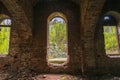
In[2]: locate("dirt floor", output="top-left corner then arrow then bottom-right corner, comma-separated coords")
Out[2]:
33,75 -> 120,80
32,74 -> 80,80
1,73 -> 120,80
0,68 -> 120,80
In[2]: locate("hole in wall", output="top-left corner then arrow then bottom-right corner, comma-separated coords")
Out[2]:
47,12 -> 68,65
102,15 -> 120,57
0,14 -> 11,56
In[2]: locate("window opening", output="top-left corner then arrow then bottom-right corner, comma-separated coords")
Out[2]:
47,13 -> 68,65
0,14 -> 11,55
103,15 -> 119,55
103,26 -> 119,55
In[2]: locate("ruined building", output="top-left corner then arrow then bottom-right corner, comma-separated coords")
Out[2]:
0,0 -> 120,80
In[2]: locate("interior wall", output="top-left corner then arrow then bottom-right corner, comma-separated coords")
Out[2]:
94,0 -> 120,75
32,1 -> 82,74
0,0 -> 32,72
2,0 -> 120,76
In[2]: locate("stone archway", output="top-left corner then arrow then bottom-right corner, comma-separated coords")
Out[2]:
0,0 -> 32,39
0,0 -> 32,71
81,0 -> 106,74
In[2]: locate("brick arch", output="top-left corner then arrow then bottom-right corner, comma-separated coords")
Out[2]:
33,1 -> 81,73
47,12 -> 67,23
93,10 -> 120,75
0,0 -> 32,39
105,11 -> 120,25
81,0 -> 106,73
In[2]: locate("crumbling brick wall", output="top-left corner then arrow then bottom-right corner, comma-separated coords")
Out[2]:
1,0 -> 120,76
32,1 -> 82,74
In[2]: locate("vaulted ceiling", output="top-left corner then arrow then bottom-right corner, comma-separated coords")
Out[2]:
30,0 -> 81,6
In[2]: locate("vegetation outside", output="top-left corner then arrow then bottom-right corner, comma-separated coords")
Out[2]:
103,26 -> 119,55
0,18 -> 11,54
48,17 -> 67,64
0,27 -> 10,54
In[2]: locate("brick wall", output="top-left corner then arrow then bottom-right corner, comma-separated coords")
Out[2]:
0,0 -> 32,72
32,1 -> 82,74
94,0 -> 120,75
1,0 -> 120,76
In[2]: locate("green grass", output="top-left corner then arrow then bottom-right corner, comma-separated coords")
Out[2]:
48,58 -> 67,64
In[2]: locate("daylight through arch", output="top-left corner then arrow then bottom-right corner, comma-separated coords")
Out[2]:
47,12 -> 68,65
0,14 -> 11,55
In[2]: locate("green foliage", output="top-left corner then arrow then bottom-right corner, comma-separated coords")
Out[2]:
103,26 -> 118,54
0,27 -> 10,54
48,18 -> 67,59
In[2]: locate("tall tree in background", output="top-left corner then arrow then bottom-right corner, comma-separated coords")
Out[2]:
48,18 -> 67,58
